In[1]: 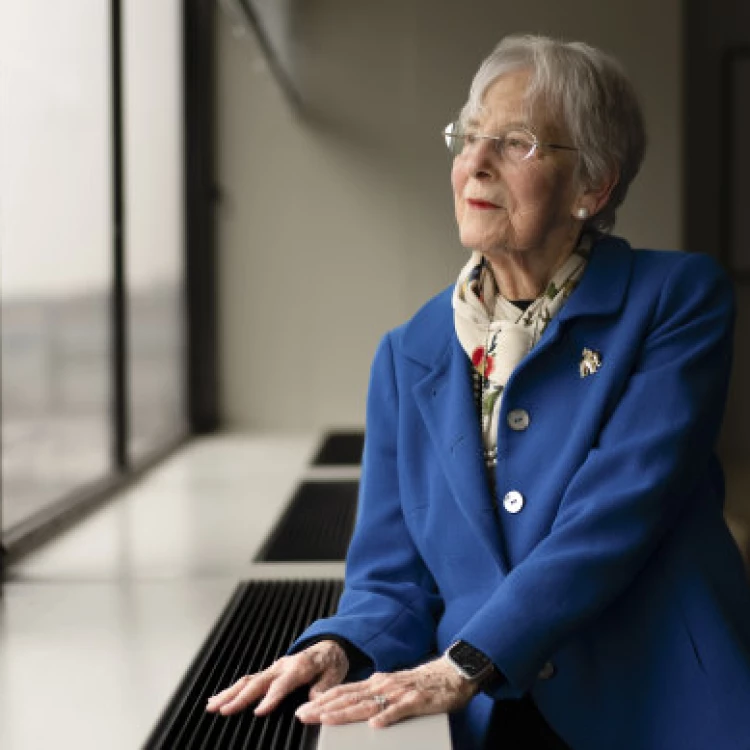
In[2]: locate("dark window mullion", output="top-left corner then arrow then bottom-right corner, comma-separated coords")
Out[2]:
184,0 -> 219,434
111,0 -> 129,472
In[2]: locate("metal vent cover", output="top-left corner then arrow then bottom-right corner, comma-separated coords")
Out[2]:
255,481 -> 358,562
144,579 -> 343,750
311,431 -> 364,466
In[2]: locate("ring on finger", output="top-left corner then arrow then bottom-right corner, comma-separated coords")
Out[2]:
372,694 -> 388,711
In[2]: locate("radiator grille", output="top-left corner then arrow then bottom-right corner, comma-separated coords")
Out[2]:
255,481 -> 358,562
144,579 -> 344,750
311,431 -> 364,466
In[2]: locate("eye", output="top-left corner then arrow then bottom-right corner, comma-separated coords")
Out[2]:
502,131 -> 535,161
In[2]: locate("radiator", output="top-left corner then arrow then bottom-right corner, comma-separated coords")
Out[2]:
144,579 -> 343,750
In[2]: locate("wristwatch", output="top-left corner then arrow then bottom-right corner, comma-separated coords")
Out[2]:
444,640 -> 498,684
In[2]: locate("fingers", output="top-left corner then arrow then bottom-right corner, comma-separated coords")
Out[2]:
297,674 -> 396,725
297,688 -> 385,725
311,685 -> 442,729
308,678 -> 376,704
253,667 -> 311,715
205,675 -> 253,713
297,661 -> 476,729
205,642 -> 347,718
309,667 -> 346,699
369,690 -> 423,729
207,655 -> 467,730
206,672 -> 273,715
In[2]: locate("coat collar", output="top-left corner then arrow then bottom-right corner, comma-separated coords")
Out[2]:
402,234 -> 634,370
404,235 -> 634,572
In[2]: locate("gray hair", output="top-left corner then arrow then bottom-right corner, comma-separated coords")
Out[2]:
460,35 -> 647,233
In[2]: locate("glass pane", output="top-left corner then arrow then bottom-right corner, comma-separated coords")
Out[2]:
123,0 -> 186,461
0,2 -> 112,530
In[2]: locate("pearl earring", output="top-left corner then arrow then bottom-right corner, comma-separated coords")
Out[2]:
575,207 -> 589,220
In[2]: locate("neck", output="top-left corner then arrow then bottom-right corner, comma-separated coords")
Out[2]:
484,233 -> 581,300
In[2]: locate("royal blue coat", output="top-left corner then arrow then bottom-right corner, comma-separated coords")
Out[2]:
293,236 -> 750,749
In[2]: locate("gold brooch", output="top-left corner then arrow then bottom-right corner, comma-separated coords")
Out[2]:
579,348 -> 602,378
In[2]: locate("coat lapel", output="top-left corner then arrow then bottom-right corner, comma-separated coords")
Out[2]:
402,235 -> 634,573
412,336 -> 510,572
503,235 -> 634,381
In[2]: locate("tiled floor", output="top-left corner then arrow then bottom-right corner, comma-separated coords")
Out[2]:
0,433 -> 449,750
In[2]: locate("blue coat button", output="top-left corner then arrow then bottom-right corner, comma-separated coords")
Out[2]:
538,661 -> 556,680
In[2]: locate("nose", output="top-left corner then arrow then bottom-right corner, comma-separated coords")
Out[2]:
461,139 -> 497,179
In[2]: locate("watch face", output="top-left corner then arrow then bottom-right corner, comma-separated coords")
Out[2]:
449,641 -> 491,679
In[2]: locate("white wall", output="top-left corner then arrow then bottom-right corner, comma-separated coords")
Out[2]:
217,0 -> 683,430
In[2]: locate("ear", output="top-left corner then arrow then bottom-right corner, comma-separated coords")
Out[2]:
572,169 -> 619,220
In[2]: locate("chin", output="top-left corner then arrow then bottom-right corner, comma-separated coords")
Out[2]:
459,232 -> 507,255
458,218 -> 509,254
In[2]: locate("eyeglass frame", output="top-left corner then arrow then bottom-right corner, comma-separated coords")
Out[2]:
443,121 -> 578,162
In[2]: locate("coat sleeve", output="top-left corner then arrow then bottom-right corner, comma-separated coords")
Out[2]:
289,333 -> 444,671
454,253 -> 736,695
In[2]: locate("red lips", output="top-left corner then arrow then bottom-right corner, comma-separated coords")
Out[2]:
467,198 -> 500,209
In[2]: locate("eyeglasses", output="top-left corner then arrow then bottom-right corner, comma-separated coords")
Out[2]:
443,122 -> 578,163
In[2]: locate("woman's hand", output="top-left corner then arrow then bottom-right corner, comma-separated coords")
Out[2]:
205,640 -> 349,717
295,656 -> 479,729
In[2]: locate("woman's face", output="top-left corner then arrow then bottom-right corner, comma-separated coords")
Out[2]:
451,70 -> 583,258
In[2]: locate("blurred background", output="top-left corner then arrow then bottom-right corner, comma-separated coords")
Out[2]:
2,0 -> 748,554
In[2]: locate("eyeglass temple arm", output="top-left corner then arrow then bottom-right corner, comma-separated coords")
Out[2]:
544,142 -> 578,152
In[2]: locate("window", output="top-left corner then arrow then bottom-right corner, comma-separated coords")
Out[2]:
0,2 -> 113,530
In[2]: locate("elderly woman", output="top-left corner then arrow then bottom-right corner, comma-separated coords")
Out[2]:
207,35 -> 750,749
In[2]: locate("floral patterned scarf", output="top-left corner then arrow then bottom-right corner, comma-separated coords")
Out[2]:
452,239 -> 590,474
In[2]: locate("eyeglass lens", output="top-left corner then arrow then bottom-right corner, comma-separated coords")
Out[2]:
444,126 -> 536,162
